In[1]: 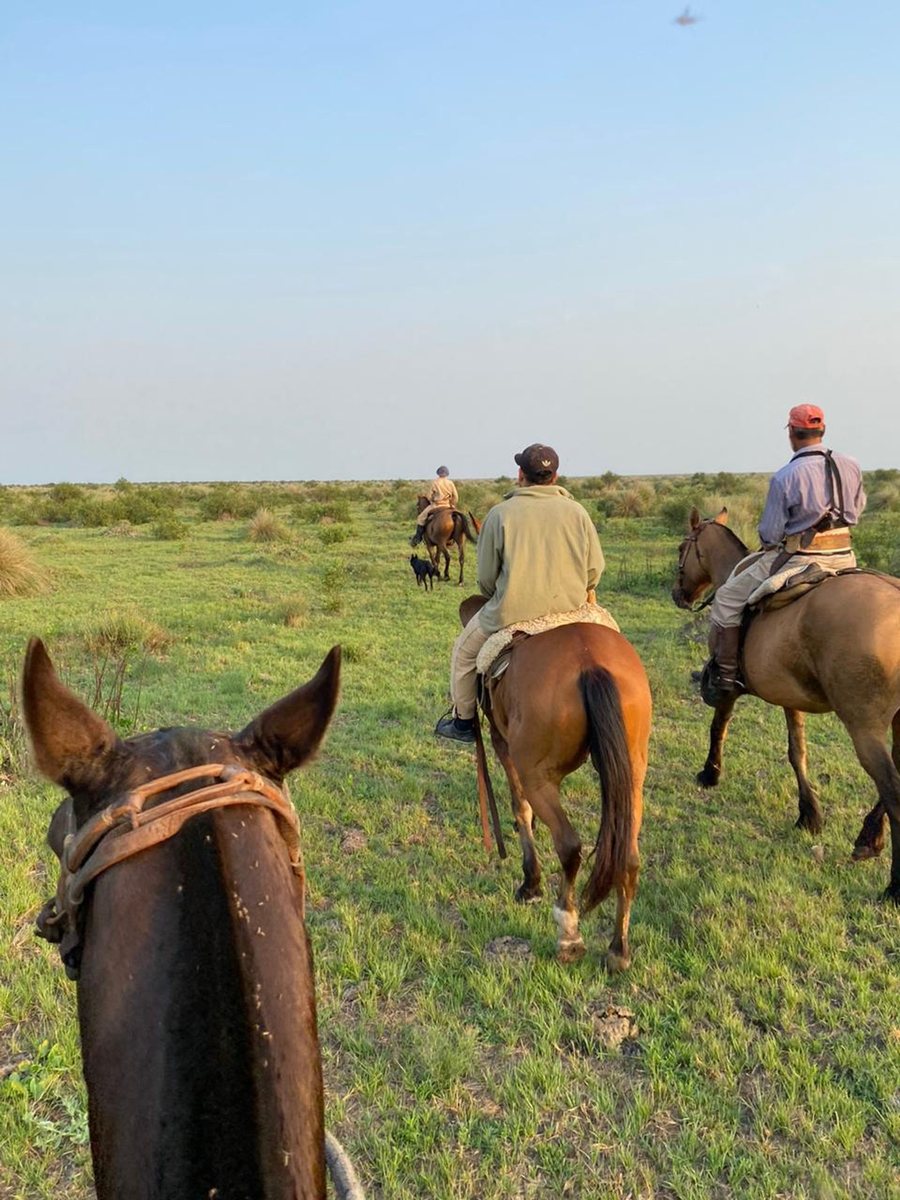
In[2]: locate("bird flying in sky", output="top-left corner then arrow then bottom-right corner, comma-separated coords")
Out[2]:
674,6 -> 701,25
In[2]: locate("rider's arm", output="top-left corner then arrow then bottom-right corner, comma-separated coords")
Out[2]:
476,513 -> 501,598
757,475 -> 787,547
585,517 -> 605,592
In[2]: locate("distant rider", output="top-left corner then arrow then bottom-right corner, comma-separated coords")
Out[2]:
705,404 -> 866,697
410,466 -> 459,547
435,444 -> 605,743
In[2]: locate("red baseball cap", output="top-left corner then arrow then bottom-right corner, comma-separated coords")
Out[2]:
787,404 -> 825,430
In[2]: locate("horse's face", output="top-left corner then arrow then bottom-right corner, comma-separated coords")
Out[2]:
672,517 -> 716,609
23,638 -> 341,831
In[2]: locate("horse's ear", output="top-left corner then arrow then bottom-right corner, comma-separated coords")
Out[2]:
689,507 -> 701,530
22,638 -> 118,788
714,507 -> 729,525
235,646 -> 341,782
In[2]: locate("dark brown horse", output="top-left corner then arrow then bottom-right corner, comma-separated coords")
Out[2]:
461,597 -> 652,970
24,638 -> 341,1200
416,496 -> 480,585
672,508 -> 900,902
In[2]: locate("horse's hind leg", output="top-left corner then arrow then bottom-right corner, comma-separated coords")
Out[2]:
850,711 -> 897,860
785,709 -> 824,834
520,775 -> 584,962
457,538 -> 464,587
697,695 -> 737,787
845,725 -> 900,902
490,732 -> 542,901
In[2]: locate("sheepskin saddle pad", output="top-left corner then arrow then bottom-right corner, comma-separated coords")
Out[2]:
476,602 -> 621,681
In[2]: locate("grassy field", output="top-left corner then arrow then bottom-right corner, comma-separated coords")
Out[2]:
1,478 -> 898,1200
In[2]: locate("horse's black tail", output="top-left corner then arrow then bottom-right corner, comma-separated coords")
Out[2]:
579,666 -> 634,912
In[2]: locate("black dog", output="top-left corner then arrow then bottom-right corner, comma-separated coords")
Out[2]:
409,554 -> 440,591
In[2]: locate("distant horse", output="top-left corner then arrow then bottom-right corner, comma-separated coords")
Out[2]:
416,496 -> 481,586
461,596 -> 651,970
672,508 -> 900,902
25,637 -> 344,1200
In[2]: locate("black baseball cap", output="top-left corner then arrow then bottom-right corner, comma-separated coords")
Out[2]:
514,443 -> 559,480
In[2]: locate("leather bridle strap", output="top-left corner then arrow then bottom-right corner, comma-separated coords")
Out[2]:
677,525 -> 717,611
38,764 -> 304,965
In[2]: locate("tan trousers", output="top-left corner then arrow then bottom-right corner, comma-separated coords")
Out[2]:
711,549 -> 857,628
416,501 -> 452,527
449,610 -> 490,719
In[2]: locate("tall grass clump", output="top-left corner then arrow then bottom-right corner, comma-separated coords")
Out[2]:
274,595 -> 309,628
82,611 -> 172,725
0,527 -> 48,596
248,508 -> 293,543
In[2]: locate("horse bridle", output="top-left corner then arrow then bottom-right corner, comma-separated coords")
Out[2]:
676,523 -> 717,612
36,763 -> 304,979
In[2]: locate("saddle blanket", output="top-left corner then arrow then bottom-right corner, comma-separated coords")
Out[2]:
476,602 -> 620,676
747,559 -> 838,607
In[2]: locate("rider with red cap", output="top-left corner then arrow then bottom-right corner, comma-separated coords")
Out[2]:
704,405 -> 866,698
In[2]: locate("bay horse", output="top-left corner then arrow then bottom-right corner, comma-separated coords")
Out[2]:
672,507 -> 900,902
24,637 -> 342,1200
416,496 -> 480,585
461,596 -> 651,970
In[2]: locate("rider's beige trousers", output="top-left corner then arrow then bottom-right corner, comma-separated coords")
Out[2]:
449,610 -> 490,719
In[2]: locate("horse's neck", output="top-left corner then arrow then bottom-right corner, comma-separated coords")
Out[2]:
79,811 -> 325,1200
707,526 -> 749,587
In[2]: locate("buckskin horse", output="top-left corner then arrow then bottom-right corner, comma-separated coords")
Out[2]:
460,596 -> 652,970
25,638 -> 343,1200
416,495 -> 480,585
672,508 -> 900,903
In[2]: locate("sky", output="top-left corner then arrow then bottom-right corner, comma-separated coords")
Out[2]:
2,1 -> 899,483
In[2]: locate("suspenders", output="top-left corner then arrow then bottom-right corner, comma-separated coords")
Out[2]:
791,449 -> 848,528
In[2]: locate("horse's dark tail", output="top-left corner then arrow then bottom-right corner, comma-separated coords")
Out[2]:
579,666 -> 634,912
453,511 -> 480,542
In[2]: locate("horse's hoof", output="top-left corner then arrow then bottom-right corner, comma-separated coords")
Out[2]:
851,843 -> 883,861
696,767 -> 719,788
514,883 -> 543,904
557,939 -> 586,965
879,884 -> 900,906
605,949 -> 631,974
795,814 -> 824,836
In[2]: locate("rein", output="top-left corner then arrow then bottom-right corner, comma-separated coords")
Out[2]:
37,763 -> 304,978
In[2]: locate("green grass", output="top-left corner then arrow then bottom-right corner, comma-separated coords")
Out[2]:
1,482 -> 898,1199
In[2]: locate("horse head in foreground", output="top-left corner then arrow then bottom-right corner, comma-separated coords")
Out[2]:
25,637 -> 341,1200
672,508 -> 900,903
461,596 -> 652,970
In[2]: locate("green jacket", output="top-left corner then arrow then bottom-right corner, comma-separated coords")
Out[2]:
476,485 -> 605,634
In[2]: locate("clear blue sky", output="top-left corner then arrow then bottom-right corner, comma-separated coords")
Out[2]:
2,2 -> 898,483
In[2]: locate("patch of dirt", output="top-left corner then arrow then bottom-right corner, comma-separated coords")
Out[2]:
339,829 -> 367,854
587,1003 -> 639,1050
484,935 -> 532,960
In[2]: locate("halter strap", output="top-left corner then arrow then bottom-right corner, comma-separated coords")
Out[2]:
37,763 -> 304,978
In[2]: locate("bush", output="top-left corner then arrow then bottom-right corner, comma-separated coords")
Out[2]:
0,528 -> 48,596
83,612 -> 172,657
274,595 -> 309,628
152,515 -> 190,540
198,486 -> 258,521
318,525 -> 350,545
248,508 -> 293,543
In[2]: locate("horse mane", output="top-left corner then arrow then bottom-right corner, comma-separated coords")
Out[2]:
706,518 -> 749,557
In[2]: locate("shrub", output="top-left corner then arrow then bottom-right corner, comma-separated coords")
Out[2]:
275,595 -> 309,628
152,515 -> 190,540
198,486 -> 257,521
322,563 -> 346,614
83,612 -> 171,658
248,508 -> 293,543
0,528 -> 48,596
318,525 -> 350,545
